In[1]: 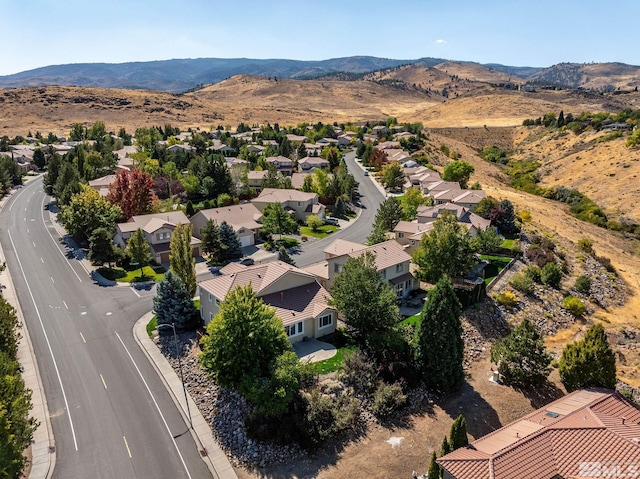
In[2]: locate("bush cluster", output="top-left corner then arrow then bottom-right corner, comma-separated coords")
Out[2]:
574,275 -> 592,294
494,291 -> 517,308
563,296 -> 586,316
509,273 -> 535,294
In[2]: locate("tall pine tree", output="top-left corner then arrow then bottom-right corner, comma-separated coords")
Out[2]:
414,277 -> 464,392
427,451 -> 440,479
153,271 -> 197,331
449,414 -> 469,450
169,223 -> 196,297
219,221 -> 242,261
201,219 -> 224,263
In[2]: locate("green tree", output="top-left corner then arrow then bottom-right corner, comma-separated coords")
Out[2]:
33,148 -> 46,170
261,203 -> 299,239
306,214 -> 324,232
400,187 -> 428,220
199,285 -> 299,415
449,414 -> 469,450
414,277 -> 464,392
219,221 -> 242,260
427,451 -> 440,479
43,153 -> 62,195
559,324 -> 617,391
126,228 -> 152,277
490,318 -> 551,387
442,161 -> 474,188
472,228 -> 503,254
412,212 -> 476,283
474,196 -> 499,219
0,298 -> 19,359
366,223 -> 388,246
58,185 -> 122,240
53,161 -> 81,207
278,246 -> 296,266
382,161 -> 404,192
201,219 -> 223,262
373,196 -> 403,232
329,251 -> 399,352
88,227 -> 121,268
440,436 -> 452,456
169,223 -> 196,298
153,271 -> 197,332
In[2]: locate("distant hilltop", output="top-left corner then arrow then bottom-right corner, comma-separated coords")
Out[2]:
4,56 -> 634,93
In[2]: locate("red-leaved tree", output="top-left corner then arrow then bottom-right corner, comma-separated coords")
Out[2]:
107,168 -> 157,221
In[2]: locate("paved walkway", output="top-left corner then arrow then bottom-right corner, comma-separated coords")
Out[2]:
293,338 -> 337,362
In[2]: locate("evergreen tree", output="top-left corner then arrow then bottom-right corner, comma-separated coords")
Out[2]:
373,197 -> 403,232
169,223 -> 197,297
559,323 -> 617,391
414,277 -> 464,392
219,221 -> 242,260
201,219 -> 223,263
185,200 -> 195,217
494,199 -> 518,234
557,110 -> 565,128
427,451 -> 440,479
440,436 -> 452,456
261,203 -> 299,239
126,228 -> 152,277
366,223 -> 388,246
278,246 -> 296,266
153,271 -> 197,332
53,161 -> 81,206
490,318 -> 551,387
88,227 -> 121,268
449,414 -> 469,450
33,148 -> 46,170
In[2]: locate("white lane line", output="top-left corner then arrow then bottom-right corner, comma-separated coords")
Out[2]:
123,436 -> 132,458
26,228 -> 29,233
39,195 -> 82,283
79,332 -> 86,343
32,242 -> 36,247
63,300 -> 68,309
50,276 -> 55,284
40,257 -> 44,263
100,374 -> 108,390
114,332 -> 192,478
8,230 -> 79,451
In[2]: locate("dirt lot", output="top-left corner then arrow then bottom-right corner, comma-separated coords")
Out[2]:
234,359 -> 565,479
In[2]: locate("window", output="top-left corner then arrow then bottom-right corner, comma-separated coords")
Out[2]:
156,232 -> 171,241
396,263 -> 404,273
410,240 -> 416,246
209,311 -> 213,321
318,314 -> 333,329
381,269 -> 387,279
297,201 -> 303,207
215,297 -> 221,305
397,232 -> 404,239
286,321 -> 303,337
208,293 -> 212,302
333,263 -> 343,274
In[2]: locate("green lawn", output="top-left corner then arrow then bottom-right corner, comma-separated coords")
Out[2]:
479,255 -> 513,285
310,344 -> 356,374
98,265 -> 166,283
300,225 -> 339,238
399,313 -> 421,327
501,239 -> 516,249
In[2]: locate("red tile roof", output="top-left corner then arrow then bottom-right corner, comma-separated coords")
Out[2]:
438,389 -> 640,479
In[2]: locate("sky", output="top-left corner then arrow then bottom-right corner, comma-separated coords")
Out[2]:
1,0 -> 639,76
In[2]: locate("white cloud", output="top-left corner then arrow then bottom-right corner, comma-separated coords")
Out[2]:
435,39 -> 447,44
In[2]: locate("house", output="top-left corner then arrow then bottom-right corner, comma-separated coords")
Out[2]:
247,170 -> 267,192
298,156 -> 330,171
316,138 -> 338,147
304,144 -> 323,156
409,167 -> 442,187
198,261 -> 337,342
114,211 -> 202,264
246,144 -> 266,154
8,147 -> 35,171
372,125 -> 388,136
603,122 -> 633,131
438,388 -> 640,479
337,134 -> 354,147
87,174 -> 116,197
190,203 -> 263,248
209,144 -> 236,155
290,172 -> 334,190
285,134 -> 308,144
266,156 -> 293,176
375,141 -> 401,150
450,190 -> 487,211
303,239 -> 415,296
166,144 -> 194,154
393,221 -> 435,255
416,202 -> 491,234
252,188 -> 325,222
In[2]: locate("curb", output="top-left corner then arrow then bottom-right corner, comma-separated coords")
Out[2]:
0,178 -> 55,479
133,313 -> 237,479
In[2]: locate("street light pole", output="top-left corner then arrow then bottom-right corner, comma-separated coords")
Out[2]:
157,322 -> 192,429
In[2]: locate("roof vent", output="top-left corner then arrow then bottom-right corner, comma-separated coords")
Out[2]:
545,411 -> 560,418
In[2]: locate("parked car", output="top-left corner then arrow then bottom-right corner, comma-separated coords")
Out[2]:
235,257 -> 255,266
325,217 -> 339,226
364,171 -> 369,176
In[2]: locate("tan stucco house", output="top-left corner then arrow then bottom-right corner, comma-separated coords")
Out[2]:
198,261 -> 336,342
190,203 -> 263,248
251,188 -> 325,222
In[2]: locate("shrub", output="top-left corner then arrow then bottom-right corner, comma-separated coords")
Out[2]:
340,348 -> 379,396
371,382 -> 407,420
524,265 -> 542,283
541,262 -> 563,288
494,291 -> 517,308
574,275 -> 592,294
518,210 -> 532,222
526,247 -> 553,267
595,255 -> 616,274
509,273 -> 535,294
302,389 -> 360,446
563,296 -> 586,316
577,237 -> 594,254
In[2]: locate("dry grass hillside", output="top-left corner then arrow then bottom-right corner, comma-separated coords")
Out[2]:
434,61 -> 521,84
531,62 -> 640,90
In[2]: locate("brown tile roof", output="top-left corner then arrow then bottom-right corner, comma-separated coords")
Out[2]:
119,211 -> 191,233
261,282 -> 332,326
254,188 -> 317,204
198,261 -> 316,299
323,239 -> 365,257
195,204 -> 262,231
438,389 -> 640,479
323,240 -> 411,270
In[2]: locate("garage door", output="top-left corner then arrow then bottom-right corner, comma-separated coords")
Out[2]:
240,235 -> 253,247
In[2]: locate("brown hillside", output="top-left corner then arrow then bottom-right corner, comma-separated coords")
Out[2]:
531,62 -> 640,90
434,61 -> 522,84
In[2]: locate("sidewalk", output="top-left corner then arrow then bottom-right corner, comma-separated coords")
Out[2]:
133,313 -> 237,479
0,180 -> 55,479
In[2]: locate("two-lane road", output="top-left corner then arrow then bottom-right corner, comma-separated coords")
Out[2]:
294,150 -> 386,267
0,177 -> 212,478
